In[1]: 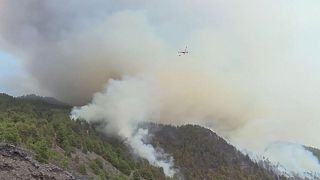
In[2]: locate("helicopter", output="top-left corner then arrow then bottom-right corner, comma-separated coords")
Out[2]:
178,46 -> 189,56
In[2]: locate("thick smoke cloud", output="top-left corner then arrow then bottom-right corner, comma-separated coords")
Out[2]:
0,0 -> 169,104
1,0 -> 320,176
70,77 -> 176,176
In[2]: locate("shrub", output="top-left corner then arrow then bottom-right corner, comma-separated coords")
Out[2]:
32,140 -> 50,163
94,158 -> 104,169
89,159 -> 101,175
78,164 -> 87,175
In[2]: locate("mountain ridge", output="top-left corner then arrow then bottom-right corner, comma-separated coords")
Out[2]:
17,94 -> 70,107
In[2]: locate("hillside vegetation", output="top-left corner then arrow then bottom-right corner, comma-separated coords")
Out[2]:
0,93 -> 165,180
0,93 -> 293,179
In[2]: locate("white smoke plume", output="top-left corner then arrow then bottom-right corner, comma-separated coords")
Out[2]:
263,143 -> 320,177
127,128 -> 176,177
1,0 -> 320,176
70,77 -> 176,176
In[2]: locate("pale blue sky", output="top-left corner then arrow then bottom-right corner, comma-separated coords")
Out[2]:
0,51 -> 19,75
0,51 -> 32,96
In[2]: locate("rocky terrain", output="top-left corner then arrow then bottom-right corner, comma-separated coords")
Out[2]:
0,143 -> 74,180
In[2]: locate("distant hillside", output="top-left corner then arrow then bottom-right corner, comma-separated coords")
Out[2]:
146,124 -> 286,180
305,146 -> 320,162
17,94 -> 69,107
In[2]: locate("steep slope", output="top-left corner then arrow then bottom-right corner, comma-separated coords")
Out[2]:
0,143 -> 74,180
147,124 -> 286,180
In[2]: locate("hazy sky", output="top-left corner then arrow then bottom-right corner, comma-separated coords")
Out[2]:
0,51 -> 25,95
1,0 -> 320,99
0,51 -> 44,96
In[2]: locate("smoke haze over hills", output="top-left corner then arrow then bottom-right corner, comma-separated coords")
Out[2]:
1,0 -> 320,176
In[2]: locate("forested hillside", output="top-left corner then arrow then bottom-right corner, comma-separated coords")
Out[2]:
146,124 -> 287,180
0,93 -> 289,180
